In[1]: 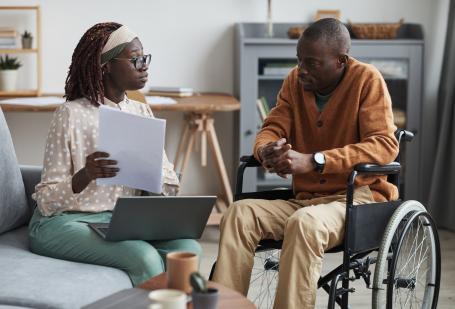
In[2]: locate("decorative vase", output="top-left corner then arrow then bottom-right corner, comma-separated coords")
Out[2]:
21,37 -> 33,49
0,70 -> 18,91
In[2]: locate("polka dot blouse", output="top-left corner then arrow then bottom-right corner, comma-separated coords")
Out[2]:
33,96 -> 180,217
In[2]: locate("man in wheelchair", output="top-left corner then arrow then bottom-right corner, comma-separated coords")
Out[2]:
212,18 -> 401,308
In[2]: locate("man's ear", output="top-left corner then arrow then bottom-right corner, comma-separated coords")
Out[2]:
337,55 -> 348,67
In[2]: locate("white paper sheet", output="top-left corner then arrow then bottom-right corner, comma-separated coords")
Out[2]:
97,105 -> 166,193
0,96 -> 65,106
145,96 -> 177,105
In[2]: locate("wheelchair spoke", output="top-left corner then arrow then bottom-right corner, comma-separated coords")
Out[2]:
248,249 -> 280,308
396,225 -> 427,278
390,215 -> 436,309
397,223 -> 420,275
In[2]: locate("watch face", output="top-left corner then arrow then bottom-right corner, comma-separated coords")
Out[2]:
314,152 -> 325,164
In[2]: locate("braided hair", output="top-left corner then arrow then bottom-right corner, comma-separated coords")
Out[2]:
64,22 -> 121,105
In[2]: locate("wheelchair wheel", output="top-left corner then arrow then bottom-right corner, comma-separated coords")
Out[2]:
248,248 -> 280,309
372,200 -> 440,309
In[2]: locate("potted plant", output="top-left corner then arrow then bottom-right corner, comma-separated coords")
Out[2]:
190,272 -> 219,309
21,30 -> 33,49
0,55 -> 22,91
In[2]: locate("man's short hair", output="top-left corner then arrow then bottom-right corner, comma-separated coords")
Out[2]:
299,18 -> 351,55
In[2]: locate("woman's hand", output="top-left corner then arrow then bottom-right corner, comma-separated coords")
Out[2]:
72,151 -> 119,193
84,151 -> 119,180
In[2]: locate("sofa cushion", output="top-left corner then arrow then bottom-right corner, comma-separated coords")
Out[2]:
0,108 -> 29,234
0,227 -> 132,309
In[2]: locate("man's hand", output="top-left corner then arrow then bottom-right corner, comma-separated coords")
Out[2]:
272,150 -> 314,176
258,138 -> 292,170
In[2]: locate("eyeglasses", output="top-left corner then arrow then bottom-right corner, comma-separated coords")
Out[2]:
112,54 -> 151,70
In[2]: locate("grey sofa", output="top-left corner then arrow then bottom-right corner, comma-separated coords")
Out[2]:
0,108 -> 132,309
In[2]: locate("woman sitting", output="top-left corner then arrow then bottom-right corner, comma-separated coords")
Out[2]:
29,22 -> 201,286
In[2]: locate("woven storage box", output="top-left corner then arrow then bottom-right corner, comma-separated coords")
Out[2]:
349,19 -> 403,39
287,26 -> 306,39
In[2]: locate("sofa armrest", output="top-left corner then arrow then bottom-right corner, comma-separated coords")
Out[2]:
20,165 -> 42,211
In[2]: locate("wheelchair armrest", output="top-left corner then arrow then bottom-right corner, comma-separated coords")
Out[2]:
354,162 -> 401,175
236,155 -> 262,196
239,155 -> 261,167
395,129 -> 414,144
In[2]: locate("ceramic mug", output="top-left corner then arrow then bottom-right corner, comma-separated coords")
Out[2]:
166,251 -> 199,293
148,289 -> 186,309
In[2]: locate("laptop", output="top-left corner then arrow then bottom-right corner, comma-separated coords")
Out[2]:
88,196 -> 216,241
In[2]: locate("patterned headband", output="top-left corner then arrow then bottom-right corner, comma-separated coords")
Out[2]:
101,25 -> 137,65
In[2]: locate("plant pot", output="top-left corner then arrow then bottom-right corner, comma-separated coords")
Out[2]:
0,70 -> 18,91
21,37 -> 33,49
191,288 -> 219,309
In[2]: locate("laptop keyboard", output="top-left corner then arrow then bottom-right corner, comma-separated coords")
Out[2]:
98,227 -> 110,235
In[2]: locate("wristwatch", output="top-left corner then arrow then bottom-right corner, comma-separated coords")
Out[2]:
313,152 -> 325,173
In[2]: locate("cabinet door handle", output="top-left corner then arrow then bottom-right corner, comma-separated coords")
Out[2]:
245,129 -> 253,136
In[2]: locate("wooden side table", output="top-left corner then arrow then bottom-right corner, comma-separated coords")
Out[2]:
149,93 -> 240,213
139,272 -> 255,309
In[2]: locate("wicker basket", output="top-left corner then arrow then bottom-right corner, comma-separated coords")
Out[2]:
287,26 -> 306,39
349,19 -> 404,39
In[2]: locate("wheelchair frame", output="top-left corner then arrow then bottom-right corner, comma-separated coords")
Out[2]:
210,130 -> 441,308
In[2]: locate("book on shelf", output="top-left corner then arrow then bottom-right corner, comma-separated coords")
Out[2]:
0,27 -> 16,38
256,99 -> 267,122
260,97 -> 270,115
0,37 -> 15,44
0,37 -> 17,48
263,62 -> 296,76
256,97 -> 271,122
148,86 -> 193,97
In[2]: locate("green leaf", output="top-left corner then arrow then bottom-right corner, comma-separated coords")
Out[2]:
189,272 -> 208,293
0,55 -> 22,70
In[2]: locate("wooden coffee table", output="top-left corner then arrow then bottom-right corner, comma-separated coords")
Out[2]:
83,272 -> 255,309
139,272 -> 255,308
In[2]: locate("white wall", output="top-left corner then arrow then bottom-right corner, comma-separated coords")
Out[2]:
1,0 -> 449,198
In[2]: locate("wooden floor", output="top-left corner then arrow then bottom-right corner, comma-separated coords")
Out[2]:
199,228 -> 455,308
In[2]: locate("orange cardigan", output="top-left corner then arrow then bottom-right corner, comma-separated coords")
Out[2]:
254,57 -> 399,202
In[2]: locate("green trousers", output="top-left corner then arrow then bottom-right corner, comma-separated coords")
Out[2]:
28,208 -> 202,286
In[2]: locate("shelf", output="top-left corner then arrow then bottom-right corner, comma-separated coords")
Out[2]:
0,48 -> 38,54
0,6 -> 39,10
0,89 -> 39,97
0,5 -> 41,95
382,76 -> 407,81
258,75 -> 287,80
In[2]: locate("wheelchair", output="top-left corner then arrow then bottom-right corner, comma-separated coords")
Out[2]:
209,130 -> 441,309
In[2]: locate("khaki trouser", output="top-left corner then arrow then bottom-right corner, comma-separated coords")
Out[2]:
212,186 -> 375,309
